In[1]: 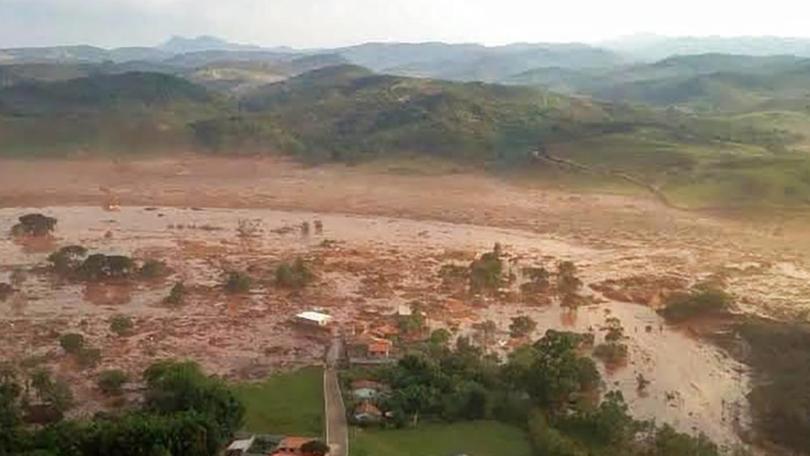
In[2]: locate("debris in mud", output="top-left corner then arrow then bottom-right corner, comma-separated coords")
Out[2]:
590,274 -> 688,307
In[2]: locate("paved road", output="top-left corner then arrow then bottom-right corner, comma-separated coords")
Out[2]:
325,336 -> 348,456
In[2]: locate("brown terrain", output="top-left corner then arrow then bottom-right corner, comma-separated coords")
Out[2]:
1,155 -> 810,448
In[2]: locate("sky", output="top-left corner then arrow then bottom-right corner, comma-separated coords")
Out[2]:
1,0 -> 808,49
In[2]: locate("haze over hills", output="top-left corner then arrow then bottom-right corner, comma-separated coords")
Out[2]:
4,34 -> 810,210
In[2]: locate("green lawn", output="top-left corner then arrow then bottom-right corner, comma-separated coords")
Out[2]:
233,366 -> 324,436
350,420 -> 532,456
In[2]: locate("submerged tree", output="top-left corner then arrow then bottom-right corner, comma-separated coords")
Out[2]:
11,214 -> 57,237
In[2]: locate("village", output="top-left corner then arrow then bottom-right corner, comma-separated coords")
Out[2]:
1,202 -> 805,454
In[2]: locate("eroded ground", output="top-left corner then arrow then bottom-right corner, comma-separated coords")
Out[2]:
1,157 -> 810,449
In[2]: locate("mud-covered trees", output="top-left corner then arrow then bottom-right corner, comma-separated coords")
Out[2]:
109,315 -> 134,336
275,257 -> 314,289
166,281 -> 187,306
557,261 -> 584,308
470,244 -> 504,291
11,214 -> 57,237
48,247 -> 165,282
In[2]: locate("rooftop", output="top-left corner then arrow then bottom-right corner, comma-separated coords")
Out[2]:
295,311 -> 333,324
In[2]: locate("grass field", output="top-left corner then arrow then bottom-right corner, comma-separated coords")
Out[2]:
233,366 -> 324,436
350,421 -> 532,456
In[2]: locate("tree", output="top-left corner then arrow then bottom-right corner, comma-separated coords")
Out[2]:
429,328 -> 452,346
29,368 -> 73,415
528,410 -> 586,456
47,245 -> 88,274
470,249 -> 503,291
556,261 -> 582,296
505,330 -> 599,412
510,316 -> 538,339
473,320 -> 498,346
143,360 -> 244,443
11,214 -> 57,237
76,254 -> 135,280
0,369 -> 22,454
166,281 -> 187,306
109,315 -> 134,336
59,334 -> 85,354
97,370 -> 128,396
653,424 -> 719,456
301,439 -> 330,456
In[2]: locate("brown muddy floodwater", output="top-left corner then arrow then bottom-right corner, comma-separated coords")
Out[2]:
0,206 -> 751,446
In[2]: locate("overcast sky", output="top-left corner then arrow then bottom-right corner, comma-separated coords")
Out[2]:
1,0 -> 807,49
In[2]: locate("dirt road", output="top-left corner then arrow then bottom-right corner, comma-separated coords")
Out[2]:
325,337 -> 348,456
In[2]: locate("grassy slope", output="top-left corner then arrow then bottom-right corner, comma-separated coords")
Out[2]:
350,421 -> 531,456
232,367 -> 324,436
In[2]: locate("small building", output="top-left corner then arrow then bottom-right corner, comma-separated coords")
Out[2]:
295,311 -> 333,328
225,436 -> 256,456
353,401 -> 383,424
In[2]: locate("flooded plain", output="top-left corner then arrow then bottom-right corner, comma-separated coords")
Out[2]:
0,205 -> 788,447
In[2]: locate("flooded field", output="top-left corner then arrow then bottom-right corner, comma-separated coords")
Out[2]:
1,205 -> 796,447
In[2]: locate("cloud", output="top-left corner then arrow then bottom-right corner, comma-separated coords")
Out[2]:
0,0 -> 808,48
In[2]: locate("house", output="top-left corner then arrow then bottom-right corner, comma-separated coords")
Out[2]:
347,334 -> 393,359
271,436 -> 320,455
370,322 -> 399,339
353,401 -> 383,424
225,436 -> 256,456
350,379 -> 386,399
294,311 -> 333,328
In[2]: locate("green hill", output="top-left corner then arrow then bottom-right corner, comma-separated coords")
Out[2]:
233,64 -> 640,162
0,72 -> 221,155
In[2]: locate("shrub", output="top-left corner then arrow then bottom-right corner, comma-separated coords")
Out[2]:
59,333 -> 85,354
109,315 -> 134,336
275,257 -> 314,289
166,282 -> 186,306
139,259 -> 169,279
76,347 -> 102,369
97,369 -> 128,396
224,271 -> 252,294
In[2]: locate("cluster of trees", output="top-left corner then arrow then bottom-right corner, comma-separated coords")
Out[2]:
48,246 -> 170,282
0,360 -> 244,456
361,329 -> 720,455
225,258 -> 316,294
659,282 -> 732,322
592,317 -> 629,365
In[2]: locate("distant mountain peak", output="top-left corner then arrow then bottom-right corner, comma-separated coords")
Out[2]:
159,35 -> 261,53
